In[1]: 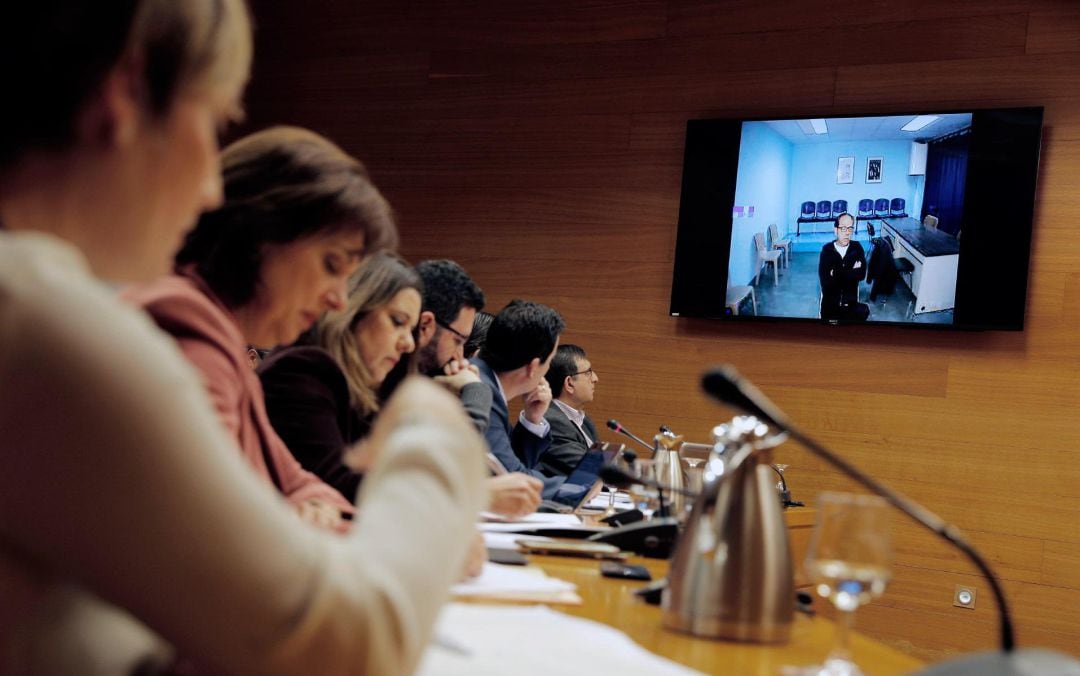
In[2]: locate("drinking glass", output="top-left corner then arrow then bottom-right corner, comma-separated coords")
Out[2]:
628,459 -> 660,519
799,492 -> 892,676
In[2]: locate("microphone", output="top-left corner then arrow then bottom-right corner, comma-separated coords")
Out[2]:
701,365 -> 1016,655
599,463 -> 699,499
607,419 -> 654,454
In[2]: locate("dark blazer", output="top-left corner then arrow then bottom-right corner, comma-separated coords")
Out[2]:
819,240 -> 868,319
538,402 -> 599,478
472,356 -> 564,499
259,346 -> 368,502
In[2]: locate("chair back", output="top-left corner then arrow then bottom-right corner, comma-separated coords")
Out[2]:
832,199 -> 848,215
754,231 -> 767,252
800,201 -> 815,218
858,198 -> 873,216
923,214 -> 939,229
815,200 -> 831,219
890,197 -> 906,216
874,198 -> 889,216
768,223 -> 782,242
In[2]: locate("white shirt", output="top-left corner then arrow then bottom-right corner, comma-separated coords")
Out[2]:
833,241 -> 850,258
552,399 -> 594,446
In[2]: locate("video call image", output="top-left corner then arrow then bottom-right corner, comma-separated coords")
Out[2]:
726,113 -> 971,324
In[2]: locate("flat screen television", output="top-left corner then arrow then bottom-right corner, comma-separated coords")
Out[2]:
669,107 -> 1043,330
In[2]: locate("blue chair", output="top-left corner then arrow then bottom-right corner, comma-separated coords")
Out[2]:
801,201 -> 815,219
816,200 -> 832,219
833,199 -> 848,216
858,199 -> 873,217
890,198 -> 906,217
874,198 -> 889,217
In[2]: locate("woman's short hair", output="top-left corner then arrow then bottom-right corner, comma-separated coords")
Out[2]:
314,252 -> 422,416
2,0 -> 251,168
175,126 -> 400,309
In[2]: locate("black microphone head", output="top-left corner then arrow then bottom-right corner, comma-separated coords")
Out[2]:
606,419 -> 620,431
599,463 -> 636,489
700,365 -> 789,429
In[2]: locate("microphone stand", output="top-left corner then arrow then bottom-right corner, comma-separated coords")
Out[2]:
701,366 -> 1017,653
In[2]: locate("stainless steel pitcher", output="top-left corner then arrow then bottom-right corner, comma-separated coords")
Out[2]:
661,416 -> 794,643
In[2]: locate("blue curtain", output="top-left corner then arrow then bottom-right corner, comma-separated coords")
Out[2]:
922,132 -> 970,236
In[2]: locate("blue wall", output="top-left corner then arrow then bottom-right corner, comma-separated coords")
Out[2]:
786,140 -> 921,226
730,122 -> 792,286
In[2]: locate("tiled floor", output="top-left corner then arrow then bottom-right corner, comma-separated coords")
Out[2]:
738,248 -> 955,325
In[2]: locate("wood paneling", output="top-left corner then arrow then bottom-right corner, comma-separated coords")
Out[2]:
245,0 -> 1080,662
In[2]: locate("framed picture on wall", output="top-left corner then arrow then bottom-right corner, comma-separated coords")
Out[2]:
866,156 -> 883,183
837,156 -> 854,184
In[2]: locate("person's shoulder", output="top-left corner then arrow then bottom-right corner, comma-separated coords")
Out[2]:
260,346 -> 344,385
122,274 -> 239,346
0,234 -> 208,403
820,242 -> 835,253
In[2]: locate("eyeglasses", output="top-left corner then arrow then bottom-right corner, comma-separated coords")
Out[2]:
569,367 -> 595,378
436,318 -> 470,346
836,226 -> 855,233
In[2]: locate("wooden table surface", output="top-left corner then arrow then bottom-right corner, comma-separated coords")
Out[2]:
518,508 -> 923,675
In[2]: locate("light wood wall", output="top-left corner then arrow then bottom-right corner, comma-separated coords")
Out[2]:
244,0 -> 1080,662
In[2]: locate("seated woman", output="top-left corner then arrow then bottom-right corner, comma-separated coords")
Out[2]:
261,252 -> 423,501
262,254 -> 542,518
1,1 -> 485,674
124,126 -> 394,529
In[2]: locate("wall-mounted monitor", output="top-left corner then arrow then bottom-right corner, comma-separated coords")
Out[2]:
669,107 -> 1043,330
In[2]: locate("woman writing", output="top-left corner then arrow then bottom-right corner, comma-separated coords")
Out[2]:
0,2 -> 486,674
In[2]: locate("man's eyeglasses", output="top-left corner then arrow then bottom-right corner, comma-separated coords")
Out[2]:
570,367 -> 595,378
436,319 -> 470,345
836,226 -> 855,233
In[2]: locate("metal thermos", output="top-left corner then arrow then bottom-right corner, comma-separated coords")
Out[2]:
662,417 -> 794,643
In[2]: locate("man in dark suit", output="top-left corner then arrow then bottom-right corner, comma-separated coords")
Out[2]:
473,300 -> 566,499
537,344 -> 600,478
819,212 -> 870,321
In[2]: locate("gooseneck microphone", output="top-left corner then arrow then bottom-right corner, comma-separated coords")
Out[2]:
701,365 -> 1015,654
607,419 -> 655,454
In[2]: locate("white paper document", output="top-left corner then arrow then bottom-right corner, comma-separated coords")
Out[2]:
418,603 -> 704,676
450,562 -> 575,598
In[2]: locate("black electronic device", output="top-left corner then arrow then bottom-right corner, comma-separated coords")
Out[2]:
587,518 -> 680,559
599,561 -> 652,581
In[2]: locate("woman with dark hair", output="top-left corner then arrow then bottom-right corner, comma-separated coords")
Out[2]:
0,3 -> 485,674
125,126 -> 395,528
261,252 -> 424,500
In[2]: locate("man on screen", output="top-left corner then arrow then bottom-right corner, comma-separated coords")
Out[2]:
819,212 -> 870,321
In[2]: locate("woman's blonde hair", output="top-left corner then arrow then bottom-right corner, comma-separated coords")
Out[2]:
2,0 -> 252,167
313,252 -> 423,416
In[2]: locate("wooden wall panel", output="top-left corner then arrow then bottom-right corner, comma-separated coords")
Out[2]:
245,0 -> 1080,663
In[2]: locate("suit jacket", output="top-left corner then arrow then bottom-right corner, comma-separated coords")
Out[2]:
123,273 -> 354,519
473,356 -> 564,499
538,402 -> 599,477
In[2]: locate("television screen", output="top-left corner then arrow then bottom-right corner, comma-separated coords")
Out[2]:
669,107 -> 1043,330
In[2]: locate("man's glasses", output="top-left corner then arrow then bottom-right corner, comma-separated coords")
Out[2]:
570,367 -> 595,378
836,226 -> 855,233
436,319 -> 470,345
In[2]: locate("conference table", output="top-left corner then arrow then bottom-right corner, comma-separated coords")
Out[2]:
502,508 -> 924,675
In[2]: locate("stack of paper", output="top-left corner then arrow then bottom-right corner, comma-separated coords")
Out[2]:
418,603 -> 704,676
450,563 -> 580,605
